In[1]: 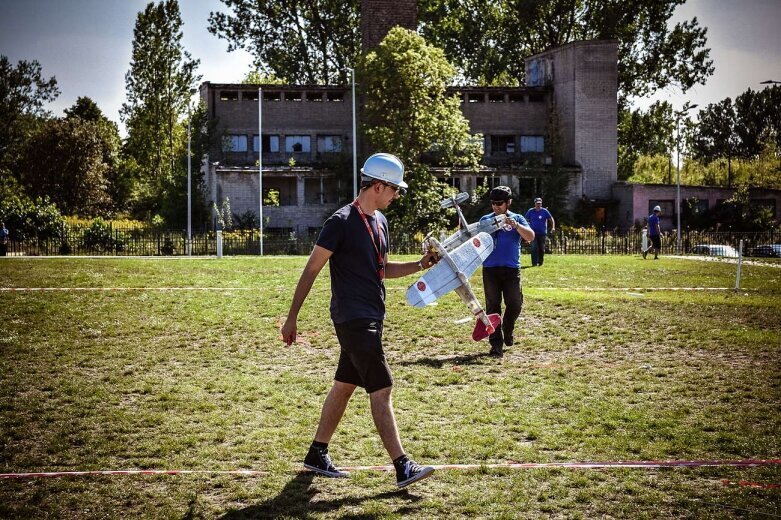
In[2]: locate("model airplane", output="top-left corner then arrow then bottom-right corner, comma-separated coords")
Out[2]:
405,192 -> 505,341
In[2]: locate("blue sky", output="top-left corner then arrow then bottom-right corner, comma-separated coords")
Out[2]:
1,0 -> 779,136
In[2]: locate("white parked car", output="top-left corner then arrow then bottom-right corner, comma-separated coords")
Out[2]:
690,244 -> 740,257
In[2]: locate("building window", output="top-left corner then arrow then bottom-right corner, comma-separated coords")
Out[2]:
520,135 -> 544,153
306,92 -> 323,102
509,93 -> 524,103
326,92 -> 344,102
649,200 -> 674,216
317,135 -> 342,153
263,91 -> 281,101
437,177 -> 461,190
244,90 -> 259,101
220,91 -> 239,101
285,91 -> 303,102
488,93 -> 504,103
491,135 -> 516,154
467,93 -> 484,103
476,176 -> 500,190
528,92 -> 545,103
222,134 -> 248,152
285,135 -> 311,153
253,135 -> 280,153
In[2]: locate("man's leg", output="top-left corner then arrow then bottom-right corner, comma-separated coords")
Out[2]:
369,386 -> 403,459
501,270 -> 523,347
534,235 -> 546,265
314,381 -> 356,443
530,237 -> 539,266
370,386 -> 434,488
482,268 -> 504,354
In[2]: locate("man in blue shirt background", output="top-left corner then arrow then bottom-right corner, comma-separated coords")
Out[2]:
643,205 -> 662,260
479,186 -> 535,357
524,197 -> 555,266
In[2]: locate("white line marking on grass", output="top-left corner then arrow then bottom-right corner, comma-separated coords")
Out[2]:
533,287 -> 741,292
2,459 -> 779,479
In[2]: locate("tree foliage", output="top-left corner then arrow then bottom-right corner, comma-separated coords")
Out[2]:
122,0 -> 201,218
419,0 -> 713,106
208,0 -> 359,84
0,55 -> 59,172
618,101 -> 675,180
0,173 -> 65,242
361,27 -> 482,233
18,117 -> 115,216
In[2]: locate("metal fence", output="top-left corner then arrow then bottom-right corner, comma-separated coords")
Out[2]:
3,226 -> 779,257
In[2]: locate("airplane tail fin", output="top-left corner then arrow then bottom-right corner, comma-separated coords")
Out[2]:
472,313 -> 502,341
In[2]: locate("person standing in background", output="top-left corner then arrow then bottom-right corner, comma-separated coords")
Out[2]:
643,206 -> 662,260
524,198 -> 555,266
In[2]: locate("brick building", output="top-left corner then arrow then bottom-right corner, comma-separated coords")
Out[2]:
201,37 -> 624,234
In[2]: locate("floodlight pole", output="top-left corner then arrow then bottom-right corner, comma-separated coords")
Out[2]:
344,66 -> 357,199
259,86 -> 264,256
675,103 -> 697,253
187,106 -> 192,256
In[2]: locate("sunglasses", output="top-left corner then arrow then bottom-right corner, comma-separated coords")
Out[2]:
381,182 -> 406,195
490,200 -> 507,206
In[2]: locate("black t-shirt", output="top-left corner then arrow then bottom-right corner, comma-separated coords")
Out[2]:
316,203 -> 389,324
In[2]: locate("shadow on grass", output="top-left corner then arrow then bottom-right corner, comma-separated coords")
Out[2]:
219,471 -> 423,519
396,352 -> 490,368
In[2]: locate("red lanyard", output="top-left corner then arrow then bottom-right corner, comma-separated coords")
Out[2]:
353,199 -> 385,281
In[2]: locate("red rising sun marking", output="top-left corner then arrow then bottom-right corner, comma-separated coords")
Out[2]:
417,281 -> 426,291
473,237 -> 481,248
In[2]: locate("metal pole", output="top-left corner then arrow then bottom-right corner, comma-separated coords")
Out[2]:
350,67 -> 357,199
259,87 -> 263,256
187,107 -> 192,256
340,66 -> 359,198
735,239 -> 743,290
676,117 -> 681,254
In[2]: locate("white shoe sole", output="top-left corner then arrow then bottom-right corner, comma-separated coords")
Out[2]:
396,466 -> 435,488
303,463 -> 349,478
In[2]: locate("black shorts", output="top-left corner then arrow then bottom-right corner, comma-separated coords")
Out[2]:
333,318 -> 393,393
650,235 -> 661,250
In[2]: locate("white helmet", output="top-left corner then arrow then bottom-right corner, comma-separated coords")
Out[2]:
653,205 -> 661,212
361,153 -> 408,190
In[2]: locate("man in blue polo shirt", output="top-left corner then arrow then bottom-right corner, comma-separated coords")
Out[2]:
480,186 -> 535,357
643,206 -> 662,260
524,197 -> 555,266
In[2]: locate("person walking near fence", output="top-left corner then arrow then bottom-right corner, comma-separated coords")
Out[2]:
280,153 -> 440,488
480,186 -> 535,357
0,222 -> 8,256
643,206 -> 662,260
524,197 -> 555,266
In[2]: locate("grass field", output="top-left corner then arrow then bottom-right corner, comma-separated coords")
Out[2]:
1,255 -> 779,519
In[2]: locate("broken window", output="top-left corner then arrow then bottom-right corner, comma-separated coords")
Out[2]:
467,93 -> 484,103
488,93 -> 504,103
253,135 -> 280,153
285,135 -> 311,153
317,135 -> 342,153
220,91 -> 239,101
263,91 -> 281,101
306,92 -> 323,102
520,135 -> 544,153
222,134 -> 248,152
490,135 -> 516,154
326,92 -> 344,102
285,91 -> 303,102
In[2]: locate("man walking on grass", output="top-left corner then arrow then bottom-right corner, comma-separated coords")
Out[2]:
524,197 -> 555,266
281,153 -> 440,488
643,206 -> 662,260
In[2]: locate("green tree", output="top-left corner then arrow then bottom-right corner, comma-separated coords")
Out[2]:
0,56 -> 59,172
361,27 -> 482,233
18,117 -> 113,216
121,0 -> 201,217
419,0 -> 713,106
618,101 -> 675,180
64,97 -> 128,212
208,0 -> 359,84
692,98 -> 737,187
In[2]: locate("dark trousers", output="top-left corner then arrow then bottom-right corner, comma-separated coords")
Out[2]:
482,266 -> 523,350
530,234 -> 547,266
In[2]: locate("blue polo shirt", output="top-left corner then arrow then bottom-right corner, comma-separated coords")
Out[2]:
524,207 -> 553,235
479,211 -> 528,269
648,214 -> 661,236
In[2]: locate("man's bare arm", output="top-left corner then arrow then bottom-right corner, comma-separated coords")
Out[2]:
280,245 -> 332,345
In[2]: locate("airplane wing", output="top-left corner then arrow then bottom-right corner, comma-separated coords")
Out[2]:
439,213 -> 507,252
406,232 -> 494,308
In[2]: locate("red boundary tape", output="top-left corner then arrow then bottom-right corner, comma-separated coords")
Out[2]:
2,459 -> 779,480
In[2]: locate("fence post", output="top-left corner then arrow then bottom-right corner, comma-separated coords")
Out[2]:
735,239 -> 743,291
217,230 -> 223,258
